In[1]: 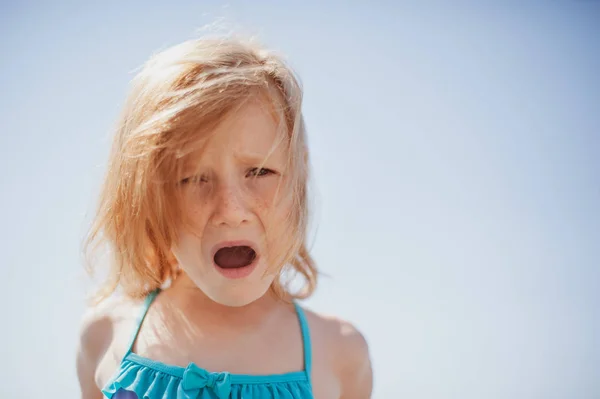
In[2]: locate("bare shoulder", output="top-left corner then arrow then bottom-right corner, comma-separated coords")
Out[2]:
303,308 -> 373,398
76,295 -> 140,398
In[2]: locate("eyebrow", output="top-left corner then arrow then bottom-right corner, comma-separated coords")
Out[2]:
234,151 -> 273,164
181,151 -> 280,175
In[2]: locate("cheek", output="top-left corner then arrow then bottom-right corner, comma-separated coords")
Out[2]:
249,176 -> 280,202
251,173 -> 295,206
180,195 -> 211,233
251,176 -> 292,220
260,189 -> 295,252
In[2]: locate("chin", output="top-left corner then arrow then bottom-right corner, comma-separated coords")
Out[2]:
198,278 -> 274,308
211,294 -> 261,307
207,288 -> 271,307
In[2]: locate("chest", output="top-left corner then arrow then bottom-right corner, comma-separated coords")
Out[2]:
97,311 -> 342,399
135,311 -> 305,375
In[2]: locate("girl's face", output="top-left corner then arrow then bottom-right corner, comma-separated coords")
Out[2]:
172,99 -> 293,307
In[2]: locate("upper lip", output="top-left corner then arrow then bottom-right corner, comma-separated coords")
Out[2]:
210,240 -> 259,259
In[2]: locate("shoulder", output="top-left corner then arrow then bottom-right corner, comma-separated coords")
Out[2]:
303,308 -> 373,398
78,295 -> 140,359
76,295 -> 140,396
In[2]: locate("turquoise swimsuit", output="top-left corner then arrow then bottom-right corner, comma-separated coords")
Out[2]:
102,290 -> 314,399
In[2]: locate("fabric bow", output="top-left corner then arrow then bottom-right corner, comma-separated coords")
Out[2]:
182,363 -> 232,399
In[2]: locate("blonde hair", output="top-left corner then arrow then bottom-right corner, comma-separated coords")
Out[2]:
85,36 -> 317,302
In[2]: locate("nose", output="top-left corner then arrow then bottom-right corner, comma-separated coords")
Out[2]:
211,181 -> 251,228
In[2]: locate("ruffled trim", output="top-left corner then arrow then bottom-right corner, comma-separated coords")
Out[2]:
102,359 -> 180,399
102,357 -> 313,399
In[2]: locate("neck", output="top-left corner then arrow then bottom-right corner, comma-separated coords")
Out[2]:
161,274 -> 284,331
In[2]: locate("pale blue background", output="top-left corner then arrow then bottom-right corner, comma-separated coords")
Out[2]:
1,1 -> 599,398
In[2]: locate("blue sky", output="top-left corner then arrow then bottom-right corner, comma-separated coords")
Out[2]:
1,1 -> 599,398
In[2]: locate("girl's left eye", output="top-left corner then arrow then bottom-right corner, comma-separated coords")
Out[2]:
180,175 -> 208,185
246,167 -> 275,178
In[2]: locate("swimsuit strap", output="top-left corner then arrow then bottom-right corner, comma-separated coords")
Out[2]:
294,302 -> 312,378
124,289 -> 160,356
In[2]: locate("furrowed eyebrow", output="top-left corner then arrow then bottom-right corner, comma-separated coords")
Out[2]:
179,148 -> 283,177
234,152 -> 273,165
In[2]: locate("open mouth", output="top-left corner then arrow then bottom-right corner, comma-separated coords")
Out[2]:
214,245 -> 257,269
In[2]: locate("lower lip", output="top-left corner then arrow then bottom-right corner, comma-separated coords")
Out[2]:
214,257 -> 259,279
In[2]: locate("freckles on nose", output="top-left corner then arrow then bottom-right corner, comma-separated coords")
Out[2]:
219,186 -> 243,206
220,195 -> 242,212
213,184 -> 251,218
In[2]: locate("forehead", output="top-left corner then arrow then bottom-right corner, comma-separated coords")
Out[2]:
185,99 -> 288,169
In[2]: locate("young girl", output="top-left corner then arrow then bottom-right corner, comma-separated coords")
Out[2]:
77,36 -> 373,399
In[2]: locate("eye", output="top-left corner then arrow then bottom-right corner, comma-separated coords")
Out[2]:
246,167 -> 276,178
180,175 -> 209,185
